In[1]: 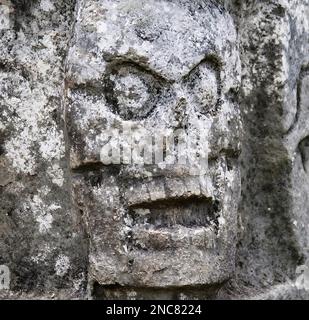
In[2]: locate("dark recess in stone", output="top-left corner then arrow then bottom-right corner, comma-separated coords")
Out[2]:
298,136 -> 309,172
92,282 -> 224,300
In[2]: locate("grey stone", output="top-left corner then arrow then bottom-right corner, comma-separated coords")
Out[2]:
0,0 -> 308,300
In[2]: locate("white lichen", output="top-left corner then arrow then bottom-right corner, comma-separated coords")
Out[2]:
55,255 -> 70,277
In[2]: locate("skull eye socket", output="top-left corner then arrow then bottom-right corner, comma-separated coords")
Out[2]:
104,64 -> 164,121
186,62 -> 221,114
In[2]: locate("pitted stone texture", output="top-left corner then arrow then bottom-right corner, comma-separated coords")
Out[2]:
236,0 -> 309,299
67,0 -> 241,297
0,0 -> 87,298
0,0 -> 309,300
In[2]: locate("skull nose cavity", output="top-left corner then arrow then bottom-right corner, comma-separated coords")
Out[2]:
174,97 -> 189,127
176,95 -> 188,109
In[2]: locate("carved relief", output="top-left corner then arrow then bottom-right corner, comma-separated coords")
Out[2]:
66,0 -> 241,297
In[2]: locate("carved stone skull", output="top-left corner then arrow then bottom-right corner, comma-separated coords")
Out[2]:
66,0 -> 241,297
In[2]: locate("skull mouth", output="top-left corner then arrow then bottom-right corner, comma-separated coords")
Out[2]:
127,195 -> 221,251
129,195 -> 220,229
71,162 -> 226,252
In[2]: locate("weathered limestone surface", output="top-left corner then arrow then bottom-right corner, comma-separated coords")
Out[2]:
0,0 -> 88,298
0,0 -> 308,299
236,0 -> 309,299
67,0 -> 241,299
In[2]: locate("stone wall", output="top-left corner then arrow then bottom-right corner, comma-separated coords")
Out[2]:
0,0 -> 308,299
